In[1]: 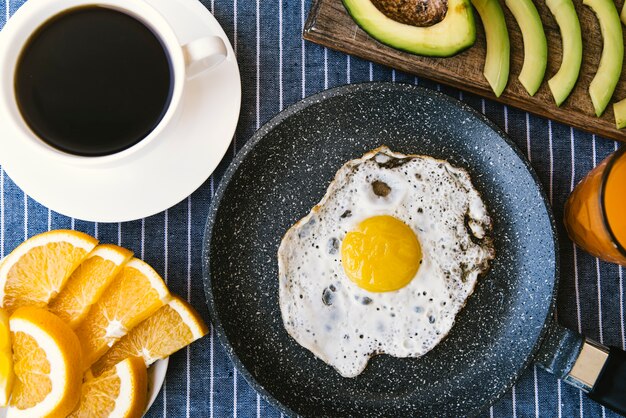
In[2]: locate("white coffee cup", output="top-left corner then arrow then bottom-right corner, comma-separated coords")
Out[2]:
0,0 -> 227,168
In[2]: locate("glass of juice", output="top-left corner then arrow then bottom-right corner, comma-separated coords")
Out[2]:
564,146 -> 626,265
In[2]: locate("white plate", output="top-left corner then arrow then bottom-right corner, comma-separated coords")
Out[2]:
0,0 -> 241,223
146,357 -> 169,412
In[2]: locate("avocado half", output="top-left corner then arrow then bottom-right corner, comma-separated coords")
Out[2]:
343,0 -> 476,57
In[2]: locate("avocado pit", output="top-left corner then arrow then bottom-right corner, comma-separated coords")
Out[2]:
370,0 -> 448,26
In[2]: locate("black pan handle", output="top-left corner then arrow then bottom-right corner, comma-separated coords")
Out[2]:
535,321 -> 626,416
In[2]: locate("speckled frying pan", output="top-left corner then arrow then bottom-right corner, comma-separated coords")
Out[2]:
202,83 -> 626,417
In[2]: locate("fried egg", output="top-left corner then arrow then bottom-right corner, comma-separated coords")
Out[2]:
278,147 -> 495,378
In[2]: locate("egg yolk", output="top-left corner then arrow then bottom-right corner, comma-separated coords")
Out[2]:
341,215 -> 422,292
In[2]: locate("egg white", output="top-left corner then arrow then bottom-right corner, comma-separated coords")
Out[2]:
278,147 -> 495,378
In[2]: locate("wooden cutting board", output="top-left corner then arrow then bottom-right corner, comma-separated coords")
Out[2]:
303,0 -> 626,142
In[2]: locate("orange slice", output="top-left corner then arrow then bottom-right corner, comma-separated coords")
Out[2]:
49,244 -> 133,329
74,258 -> 170,370
0,230 -> 98,314
68,357 -> 147,418
8,307 -> 82,418
0,307 -> 14,407
91,296 -> 208,377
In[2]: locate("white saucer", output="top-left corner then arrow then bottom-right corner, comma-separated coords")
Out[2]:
0,0 -> 241,223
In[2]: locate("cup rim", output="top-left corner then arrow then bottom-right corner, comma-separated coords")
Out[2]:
600,145 -> 626,258
0,0 -> 186,168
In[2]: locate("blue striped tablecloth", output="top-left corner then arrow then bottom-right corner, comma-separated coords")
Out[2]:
1,1 -> 624,417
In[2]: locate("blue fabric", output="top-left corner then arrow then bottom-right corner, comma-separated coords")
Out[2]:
1,1 -> 624,417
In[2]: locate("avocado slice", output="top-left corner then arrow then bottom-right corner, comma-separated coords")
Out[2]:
546,0 -> 583,106
342,0 -> 476,57
584,0 -> 623,117
614,3 -> 626,129
505,0 -> 547,96
614,100 -> 626,129
471,0 -> 510,97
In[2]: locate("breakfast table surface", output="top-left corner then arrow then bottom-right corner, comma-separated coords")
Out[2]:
1,0 -> 625,417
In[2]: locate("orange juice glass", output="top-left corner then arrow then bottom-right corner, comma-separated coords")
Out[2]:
564,146 -> 626,265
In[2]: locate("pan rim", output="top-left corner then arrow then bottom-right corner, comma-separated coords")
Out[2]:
202,82 -> 560,418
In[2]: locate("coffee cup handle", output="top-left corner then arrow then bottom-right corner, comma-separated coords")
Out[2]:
182,36 -> 227,79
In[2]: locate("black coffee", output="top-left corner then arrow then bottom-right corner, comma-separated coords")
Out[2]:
15,6 -> 173,156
